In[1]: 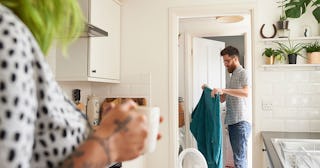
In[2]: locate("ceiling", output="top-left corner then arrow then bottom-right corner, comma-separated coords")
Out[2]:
179,14 -> 251,37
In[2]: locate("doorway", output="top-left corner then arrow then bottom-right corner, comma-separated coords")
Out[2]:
169,4 -> 255,168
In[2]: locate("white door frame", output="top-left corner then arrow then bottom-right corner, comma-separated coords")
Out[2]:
169,4 -> 256,168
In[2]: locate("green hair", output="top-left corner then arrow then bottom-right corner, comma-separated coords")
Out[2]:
0,0 -> 84,55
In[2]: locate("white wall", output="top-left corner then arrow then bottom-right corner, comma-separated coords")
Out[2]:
120,0 -> 320,168
255,1 -> 320,167
47,0 -> 320,167
57,73 -> 152,168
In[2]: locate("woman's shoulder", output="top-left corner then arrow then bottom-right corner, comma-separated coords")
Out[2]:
0,4 -> 22,27
0,4 -> 43,59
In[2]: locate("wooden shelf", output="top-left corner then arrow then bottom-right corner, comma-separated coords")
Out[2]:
260,36 -> 320,43
260,64 -> 320,71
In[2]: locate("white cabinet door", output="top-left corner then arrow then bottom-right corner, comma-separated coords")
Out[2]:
88,0 -> 120,80
56,0 -> 120,83
89,0 -> 120,81
262,143 -> 273,168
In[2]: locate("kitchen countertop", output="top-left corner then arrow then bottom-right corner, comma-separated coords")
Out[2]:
261,131 -> 320,168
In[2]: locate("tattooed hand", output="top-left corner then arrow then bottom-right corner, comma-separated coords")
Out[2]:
61,100 -> 155,168
94,100 -> 148,163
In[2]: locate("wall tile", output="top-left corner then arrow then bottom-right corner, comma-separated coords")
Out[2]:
91,83 -> 112,97
130,84 -> 150,97
309,71 -> 320,83
298,96 -> 312,107
272,84 -> 286,97
299,84 -> 319,94
310,121 -> 320,132
272,107 -> 296,119
285,95 -> 300,107
295,108 -> 320,120
110,85 -> 132,97
284,84 -> 299,95
261,119 -> 285,132
261,108 -> 272,119
98,73 -> 152,101
259,84 -> 272,96
314,84 -> 320,94
311,95 -> 320,106
121,73 -> 151,84
260,71 -> 285,83
284,120 -> 310,132
284,71 -> 310,83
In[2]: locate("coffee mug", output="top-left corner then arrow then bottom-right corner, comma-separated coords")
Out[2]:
135,106 -> 160,153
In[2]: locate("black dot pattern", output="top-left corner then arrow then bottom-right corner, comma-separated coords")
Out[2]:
0,5 -> 88,167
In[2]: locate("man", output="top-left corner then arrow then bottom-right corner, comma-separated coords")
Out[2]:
212,46 -> 251,168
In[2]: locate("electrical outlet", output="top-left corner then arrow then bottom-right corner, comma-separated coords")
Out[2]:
262,102 -> 272,111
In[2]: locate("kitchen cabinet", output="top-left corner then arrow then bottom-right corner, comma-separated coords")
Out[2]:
56,0 -> 120,83
262,143 -> 273,168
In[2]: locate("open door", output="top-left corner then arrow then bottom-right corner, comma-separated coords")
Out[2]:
192,37 -> 225,109
180,35 -> 226,149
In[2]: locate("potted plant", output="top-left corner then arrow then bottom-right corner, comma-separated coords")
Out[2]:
277,0 -> 289,30
284,0 -> 320,23
262,48 -> 276,64
275,40 -> 305,64
304,41 -> 320,64
273,49 -> 286,64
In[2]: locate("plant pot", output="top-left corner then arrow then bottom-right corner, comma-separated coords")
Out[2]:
307,52 -> 320,64
288,54 -> 297,64
277,20 -> 289,30
265,56 -> 275,65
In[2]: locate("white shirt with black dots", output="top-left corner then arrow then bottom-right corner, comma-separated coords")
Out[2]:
0,5 -> 89,168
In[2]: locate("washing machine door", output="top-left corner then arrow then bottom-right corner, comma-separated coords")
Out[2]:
178,148 -> 208,168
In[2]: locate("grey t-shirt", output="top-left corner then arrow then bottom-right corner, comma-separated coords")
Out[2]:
225,65 -> 251,125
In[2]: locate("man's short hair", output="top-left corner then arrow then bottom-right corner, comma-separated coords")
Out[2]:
220,46 -> 239,58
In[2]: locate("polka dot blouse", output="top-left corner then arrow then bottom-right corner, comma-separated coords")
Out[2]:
0,5 -> 89,168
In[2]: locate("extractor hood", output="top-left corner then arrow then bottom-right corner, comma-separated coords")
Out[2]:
81,23 -> 108,37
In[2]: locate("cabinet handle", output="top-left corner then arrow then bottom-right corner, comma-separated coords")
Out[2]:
92,70 -> 96,73
262,148 -> 267,152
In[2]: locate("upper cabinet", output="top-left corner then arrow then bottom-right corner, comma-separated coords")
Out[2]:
56,0 -> 120,83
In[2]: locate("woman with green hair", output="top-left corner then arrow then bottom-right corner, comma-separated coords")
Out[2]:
0,1 -> 157,167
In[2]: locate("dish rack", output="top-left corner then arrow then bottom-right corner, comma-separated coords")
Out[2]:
279,140 -> 320,168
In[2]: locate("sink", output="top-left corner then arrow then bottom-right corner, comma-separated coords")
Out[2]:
271,138 -> 320,168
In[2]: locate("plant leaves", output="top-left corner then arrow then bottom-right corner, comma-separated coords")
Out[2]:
312,0 -> 320,6
312,6 -> 320,23
284,0 -> 311,18
286,7 -> 302,18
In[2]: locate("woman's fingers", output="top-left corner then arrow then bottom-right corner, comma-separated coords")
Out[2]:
156,116 -> 163,140
119,100 -> 138,112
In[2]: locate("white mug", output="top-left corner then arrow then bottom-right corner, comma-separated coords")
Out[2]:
135,106 -> 160,153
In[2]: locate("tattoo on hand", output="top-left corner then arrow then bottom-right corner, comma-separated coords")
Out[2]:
61,150 -> 84,168
87,136 -> 111,165
114,115 -> 132,133
62,115 -> 133,167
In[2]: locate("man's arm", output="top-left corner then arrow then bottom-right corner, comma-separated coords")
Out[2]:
212,85 -> 248,98
220,94 -> 226,103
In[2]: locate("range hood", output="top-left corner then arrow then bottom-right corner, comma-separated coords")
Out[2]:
81,23 -> 108,37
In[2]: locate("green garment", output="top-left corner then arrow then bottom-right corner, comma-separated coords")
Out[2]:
190,87 -> 223,168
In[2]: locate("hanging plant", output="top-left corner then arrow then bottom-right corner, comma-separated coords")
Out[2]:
284,0 -> 320,23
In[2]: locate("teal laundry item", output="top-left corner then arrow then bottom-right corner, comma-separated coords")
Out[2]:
190,87 -> 223,168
